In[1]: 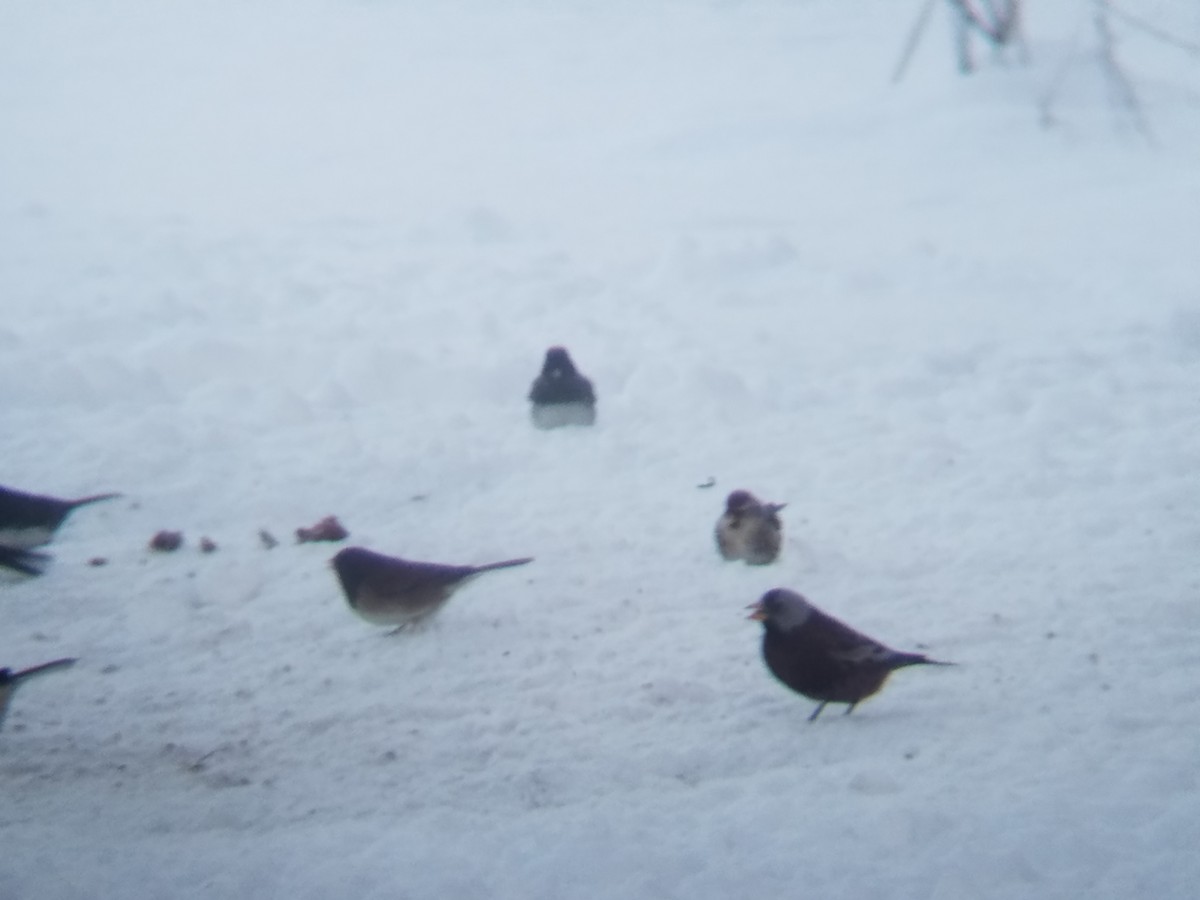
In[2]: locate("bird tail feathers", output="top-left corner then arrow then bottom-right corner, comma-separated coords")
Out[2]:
894,652 -> 955,669
70,492 -> 122,509
476,557 -> 534,573
14,657 -> 77,681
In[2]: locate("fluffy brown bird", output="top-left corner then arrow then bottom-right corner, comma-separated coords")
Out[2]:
715,490 -> 785,565
331,547 -> 534,629
0,657 -> 77,731
528,346 -> 596,429
0,484 -> 121,550
748,588 -> 951,721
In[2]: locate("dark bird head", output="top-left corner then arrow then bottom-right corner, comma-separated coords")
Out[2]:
725,490 -> 786,515
529,346 -> 596,409
747,588 -> 815,631
725,490 -> 759,514
541,346 -> 578,378
330,546 -> 385,600
0,668 -> 13,685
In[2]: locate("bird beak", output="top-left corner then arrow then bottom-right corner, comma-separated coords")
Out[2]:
746,601 -> 767,621
768,503 -> 788,513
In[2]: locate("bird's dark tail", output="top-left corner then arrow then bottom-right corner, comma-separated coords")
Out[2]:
476,557 -> 535,573
69,492 -> 122,510
13,657 -> 77,681
893,652 -> 955,669
0,545 -> 50,577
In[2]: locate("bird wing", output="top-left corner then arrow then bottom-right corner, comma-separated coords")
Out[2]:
381,559 -> 480,591
830,641 -> 900,666
0,486 -> 72,529
754,506 -> 783,526
807,612 -> 899,667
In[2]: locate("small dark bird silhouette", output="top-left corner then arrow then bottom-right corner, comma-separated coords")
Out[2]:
0,545 -> 51,577
0,484 -> 122,550
748,588 -> 952,721
331,547 -> 534,629
0,657 -> 77,731
715,490 -> 785,565
528,346 -> 596,429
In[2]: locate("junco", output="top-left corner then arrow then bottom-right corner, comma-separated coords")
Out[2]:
0,484 -> 121,550
748,588 -> 952,721
331,546 -> 534,629
715,490 -> 785,565
528,346 -> 596,429
0,657 -> 77,731
0,545 -> 50,577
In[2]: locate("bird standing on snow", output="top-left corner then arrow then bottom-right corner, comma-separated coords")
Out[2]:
331,547 -> 534,630
715,490 -> 785,565
0,657 -> 77,731
0,484 -> 120,578
748,588 -> 952,721
528,346 -> 596,429
0,484 -> 121,550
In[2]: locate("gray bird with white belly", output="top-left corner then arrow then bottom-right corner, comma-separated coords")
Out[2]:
0,484 -> 122,550
332,546 -> 534,630
528,346 -> 596,429
0,484 -> 121,578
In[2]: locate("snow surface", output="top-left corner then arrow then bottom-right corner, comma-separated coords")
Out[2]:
2,0 -> 1200,897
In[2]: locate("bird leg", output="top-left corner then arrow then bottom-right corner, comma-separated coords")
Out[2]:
843,702 -> 858,716
807,701 -> 828,722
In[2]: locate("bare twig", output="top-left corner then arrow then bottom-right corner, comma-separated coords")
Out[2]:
945,0 -> 1026,72
955,5 -> 974,73
1037,11 -> 1089,128
949,0 -> 1009,43
892,0 -> 940,84
1094,0 -> 1156,143
1107,4 -> 1200,57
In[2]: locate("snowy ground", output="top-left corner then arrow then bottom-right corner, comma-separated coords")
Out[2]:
2,1 -> 1199,897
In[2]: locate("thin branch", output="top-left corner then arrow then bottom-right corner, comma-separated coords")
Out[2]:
1107,4 -> 1200,57
956,7 -> 974,73
1094,0 -> 1156,143
892,0 -> 940,84
949,0 -> 1006,43
1036,10 -> 1089,128
945,0 -> 1025,73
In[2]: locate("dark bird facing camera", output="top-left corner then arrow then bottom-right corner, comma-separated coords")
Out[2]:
0,484 -> 122,550
331,546 -> 534,630
715,490 -> 785,565
0,657 -> 77,731
748,588 -> 952,721
528,346 -> 596,429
